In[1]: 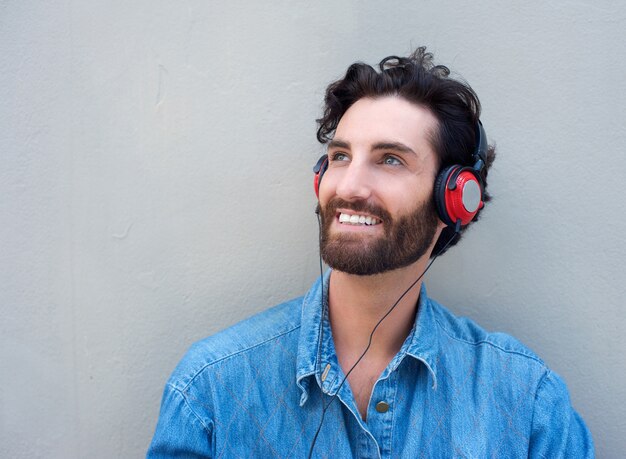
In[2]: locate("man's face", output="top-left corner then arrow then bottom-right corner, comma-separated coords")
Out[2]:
317,96 -> 444,276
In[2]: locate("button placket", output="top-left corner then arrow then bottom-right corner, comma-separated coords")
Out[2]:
368,366 -> 398,458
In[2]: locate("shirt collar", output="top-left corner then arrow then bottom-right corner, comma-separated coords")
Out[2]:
405,282 -> 440,389
295,270 -> 329,405
295,270 -> 440,406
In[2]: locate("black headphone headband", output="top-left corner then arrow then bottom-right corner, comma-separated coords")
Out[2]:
472,120 -> 488,179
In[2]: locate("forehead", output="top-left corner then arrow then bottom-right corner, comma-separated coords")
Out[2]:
334,96 -> 438,151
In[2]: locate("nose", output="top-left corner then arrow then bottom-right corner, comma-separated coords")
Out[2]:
334,161 -> 373,202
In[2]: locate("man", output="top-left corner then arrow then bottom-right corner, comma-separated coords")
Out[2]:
148,48 -> 593,458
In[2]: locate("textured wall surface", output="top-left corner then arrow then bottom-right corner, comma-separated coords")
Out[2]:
1,1 -> 624,457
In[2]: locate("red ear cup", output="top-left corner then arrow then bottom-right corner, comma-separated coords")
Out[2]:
434,165 -> 484,227
313,155 -> 329,199
314,173 -> 322,198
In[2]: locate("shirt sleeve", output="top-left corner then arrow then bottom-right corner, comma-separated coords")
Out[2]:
529,370 -> 594,458
147,383 -> 213,458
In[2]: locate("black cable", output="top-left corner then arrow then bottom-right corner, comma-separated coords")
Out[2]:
309,212 -> 327,459
307,219 -> 460,459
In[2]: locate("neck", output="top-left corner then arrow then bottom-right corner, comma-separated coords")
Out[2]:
327,258 -> 430,363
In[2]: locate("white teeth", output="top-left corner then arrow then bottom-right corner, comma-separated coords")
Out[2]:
338,212 -> 380,226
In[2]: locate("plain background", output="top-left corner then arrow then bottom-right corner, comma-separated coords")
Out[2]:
1,1 -> 624,457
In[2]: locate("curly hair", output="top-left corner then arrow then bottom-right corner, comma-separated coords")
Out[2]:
316,47 -> 496,256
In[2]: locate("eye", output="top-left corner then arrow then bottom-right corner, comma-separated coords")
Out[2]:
383,155 -> 402,166
330,152 -> 349,162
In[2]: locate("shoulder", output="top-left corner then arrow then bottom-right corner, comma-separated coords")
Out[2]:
427,296 -> 546,369
423,296 -> 594,455
167,296 -> 304,392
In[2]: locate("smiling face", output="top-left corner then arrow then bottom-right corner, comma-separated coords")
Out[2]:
318,96 -> 445,275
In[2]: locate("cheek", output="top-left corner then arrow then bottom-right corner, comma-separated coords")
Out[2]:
391,185 -> 438,219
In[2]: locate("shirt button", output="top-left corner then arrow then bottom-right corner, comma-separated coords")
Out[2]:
375,401 -> 390,413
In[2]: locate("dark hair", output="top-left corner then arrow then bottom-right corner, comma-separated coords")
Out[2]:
316,47 -> 496,255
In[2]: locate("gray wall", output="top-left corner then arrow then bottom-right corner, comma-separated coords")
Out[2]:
1,1 -> 624,457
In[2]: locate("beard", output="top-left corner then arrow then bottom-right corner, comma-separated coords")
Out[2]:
318,196 -> 439,276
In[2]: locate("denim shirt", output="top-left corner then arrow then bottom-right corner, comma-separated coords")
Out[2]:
148,272 -> 593,458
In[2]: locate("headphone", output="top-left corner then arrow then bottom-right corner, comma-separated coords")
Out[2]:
313,121 -> 488,229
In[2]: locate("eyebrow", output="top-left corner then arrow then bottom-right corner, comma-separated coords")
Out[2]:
327,139 -> 416,156
327,139 -> 350,150
372,141 -> 416,156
